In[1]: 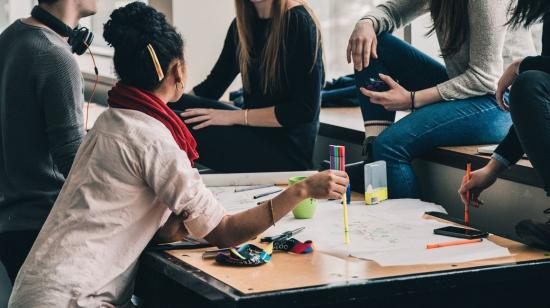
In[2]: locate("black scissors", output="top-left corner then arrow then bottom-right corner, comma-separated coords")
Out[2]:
260,227 -> 305,243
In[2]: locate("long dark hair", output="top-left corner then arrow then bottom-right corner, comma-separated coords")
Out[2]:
428,0 -> 469,57
235,0 -> 322,95
508,0 -> 550,27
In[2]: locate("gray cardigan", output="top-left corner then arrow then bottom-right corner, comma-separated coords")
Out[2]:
365,0 -> 536,100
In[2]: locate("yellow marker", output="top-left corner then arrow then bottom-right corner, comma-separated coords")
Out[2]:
343,193 -> 349,244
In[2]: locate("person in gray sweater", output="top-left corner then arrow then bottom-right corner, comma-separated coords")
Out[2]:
0,0 -> 96,284
346,0 -> 536,198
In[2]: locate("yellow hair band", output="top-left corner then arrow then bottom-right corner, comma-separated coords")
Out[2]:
146,44 -> 164,82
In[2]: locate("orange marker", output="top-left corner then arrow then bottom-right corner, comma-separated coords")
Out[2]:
426,238 -> 482,249
465,163 -> 472,225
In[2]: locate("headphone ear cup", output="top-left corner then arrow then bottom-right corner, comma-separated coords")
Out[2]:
69,27 -> 94,55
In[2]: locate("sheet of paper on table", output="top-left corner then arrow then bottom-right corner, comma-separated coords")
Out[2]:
202,171 -> 317,187
209,186 -> 284,213
271,199 -> 511,266
210,186 -> 511,266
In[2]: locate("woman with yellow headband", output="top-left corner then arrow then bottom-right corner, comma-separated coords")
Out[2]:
172,0 -> 324,173
8,3 -> 347,307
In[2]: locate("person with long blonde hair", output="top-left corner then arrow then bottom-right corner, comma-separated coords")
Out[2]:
171,0 -> 324,172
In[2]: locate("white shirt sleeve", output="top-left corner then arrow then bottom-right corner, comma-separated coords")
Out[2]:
140,140 -> 226,239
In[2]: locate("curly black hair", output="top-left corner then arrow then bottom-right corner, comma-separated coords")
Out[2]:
103,1 -> 184,91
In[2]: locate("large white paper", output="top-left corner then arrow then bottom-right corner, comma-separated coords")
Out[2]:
263,198 -> 510,266
209,186 -> 511,266
210,186 -> 284,213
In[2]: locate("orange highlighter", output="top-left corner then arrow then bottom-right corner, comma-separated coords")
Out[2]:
465,163 -> 472,225
427,238 -> 482,249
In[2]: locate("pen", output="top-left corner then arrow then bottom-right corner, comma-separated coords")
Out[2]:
202,248 -> 230,259
261,227 -> 306,243
465,163 -> 471,225
253,189 -> 282,199
234,184 -> 275,193
426,238 -> 482,249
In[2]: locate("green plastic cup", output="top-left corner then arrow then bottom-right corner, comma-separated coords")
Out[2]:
289,176 -> 317,219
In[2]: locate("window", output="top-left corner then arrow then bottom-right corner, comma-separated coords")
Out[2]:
81,0 -> 147,56
309,0 -> 385,79
0,1 -> 9,32
0,0 -> 34,32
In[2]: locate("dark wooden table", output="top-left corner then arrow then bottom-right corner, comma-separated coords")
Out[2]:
135,245 -> 550,308
134,195 -> 550,308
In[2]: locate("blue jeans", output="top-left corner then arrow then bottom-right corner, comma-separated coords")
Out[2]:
355,33 -> 513,198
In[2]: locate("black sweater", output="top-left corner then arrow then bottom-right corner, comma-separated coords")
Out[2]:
193,6 -> 324,169
494,15 -> 549,165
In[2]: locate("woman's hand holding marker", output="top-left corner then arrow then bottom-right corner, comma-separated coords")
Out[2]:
303,170 -> 349,200
458,159 -> 506,207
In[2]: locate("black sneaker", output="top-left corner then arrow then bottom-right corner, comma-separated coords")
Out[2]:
515,208 -> 550,250
362,136 -> 376,164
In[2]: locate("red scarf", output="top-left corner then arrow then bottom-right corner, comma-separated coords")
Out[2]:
108,83 -> 199,163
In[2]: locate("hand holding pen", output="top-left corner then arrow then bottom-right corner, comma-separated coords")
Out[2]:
458,161 -> 503,209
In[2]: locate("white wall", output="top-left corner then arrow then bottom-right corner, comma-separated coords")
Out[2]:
8,0 -> 32,22
77,0 -> 406,97
309,0 -> 389,80
171,0 -> 392,95
410,13 -> 441,61
172,0 -> 240,99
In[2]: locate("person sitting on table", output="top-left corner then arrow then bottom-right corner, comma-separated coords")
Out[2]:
0,0 -> 97,285
346,0 -> 536,199
170,0 -> 324,173
459,0 -> 550,249
7,3 -> 348,307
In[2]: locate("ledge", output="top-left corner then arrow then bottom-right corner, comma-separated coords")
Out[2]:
84,104 -> 542,189
319,107 -> 543,189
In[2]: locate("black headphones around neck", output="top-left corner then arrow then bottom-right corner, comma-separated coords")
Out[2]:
31,5 -> 94,55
